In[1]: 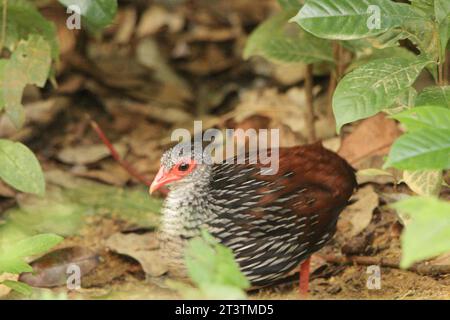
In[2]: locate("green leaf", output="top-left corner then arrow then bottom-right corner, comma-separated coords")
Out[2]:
1,36 -> 52,128
391,196 -> 450,268
0,174 -> 162,248
58,0 -> 118,33
343,29 -> 408,52
357,168 -> 394,177
0,280 -> 32,296
185,230 -> 250,293
333,57 -> 432,131
185,237 -> 217,285
391,87 -> 418,109
0,60 -> 7,111
410,0 -> 434,14
435,0 -> 450,24
0,233 -> 63,274
292,0 -> 425,40
349,47 -> 416,71
0,1 -> 59,59
437,19 -> 449,59
10,36 -> 51,87
8,234 -> 63,258
403,170 -> 443,196
401,18 -> 441,61
244,10 -> 333,64
415,86 -> 450,107
391,106 -> 450,131
384,128 -> 450,170
64,184 -> 162,228
0,139 -> 45,195
278,0 -> 303,10
2,197 -> 87,240
199,284 -> 247,300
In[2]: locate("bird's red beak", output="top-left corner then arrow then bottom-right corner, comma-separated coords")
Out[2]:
149,167 -> 177,194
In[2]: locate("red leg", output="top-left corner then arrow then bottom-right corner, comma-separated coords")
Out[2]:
299,257 -> 310,298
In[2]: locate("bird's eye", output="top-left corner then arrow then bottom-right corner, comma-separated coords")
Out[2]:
178,163 -> 190,172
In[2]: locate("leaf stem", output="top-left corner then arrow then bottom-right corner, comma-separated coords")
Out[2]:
0,0 -> 7,53
333,41 -> 345,80
304,64 -> 316,143
87,115 -> 152,187
328,41 -> 344,119
444,49 -> 449,86
327,70 -> 337,118
438,62 -> 444,86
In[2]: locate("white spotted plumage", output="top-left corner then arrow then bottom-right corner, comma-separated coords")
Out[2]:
157,143 -> 357,286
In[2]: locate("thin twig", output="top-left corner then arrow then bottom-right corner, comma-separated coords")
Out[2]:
0,0 -> 7,52
444,50 -> 449,86
327,70 -> 337,119
328,41 -> 343,119
304,64 -> 316,143
321,254 -> 450,276
87,115 -> 152,187
438,63 -> 444,86
333,41 -> 343,80
338,43 -> 345,79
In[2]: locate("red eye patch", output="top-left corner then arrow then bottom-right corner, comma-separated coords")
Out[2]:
149,159 -> 197,194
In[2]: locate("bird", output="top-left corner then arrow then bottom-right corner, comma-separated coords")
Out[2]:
149,142 -> 357,294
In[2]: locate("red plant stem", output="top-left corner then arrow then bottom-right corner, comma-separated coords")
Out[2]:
88,116 -> 152,187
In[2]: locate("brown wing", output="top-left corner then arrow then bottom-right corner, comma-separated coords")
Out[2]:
208,143 -> 357,286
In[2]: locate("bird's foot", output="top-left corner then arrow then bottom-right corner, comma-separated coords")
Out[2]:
299,257 -> 310,299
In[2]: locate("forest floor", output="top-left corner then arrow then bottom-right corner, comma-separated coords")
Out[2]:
1,0 -> 449,300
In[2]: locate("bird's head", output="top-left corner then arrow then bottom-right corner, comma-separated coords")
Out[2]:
149,143 -> 211,194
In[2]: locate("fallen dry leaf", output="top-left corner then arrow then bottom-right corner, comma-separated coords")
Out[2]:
136,38 -> 193,101
179,44 -> 237,75
338,114 -> 402,169
227,88 -> 310,141
272,63 -> 307,85
0,98 -> 68,139
105,232 -> 168,277
114,7 -> 137,44
72,167 -> 129,186
337,185 -> 379,240
356,168 -> 398,185
114,100 -> 193,125
430,253 -> 450,266
20,247 -> 100,288
0,180 -> 16,198
137,5 -> 184,37
403,170 -> 443,197
322,137 -> 341,153
57,143 -> 128,165
184,25 -> 240,42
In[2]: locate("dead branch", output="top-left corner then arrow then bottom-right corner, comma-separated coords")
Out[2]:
321,254 -> 450,276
